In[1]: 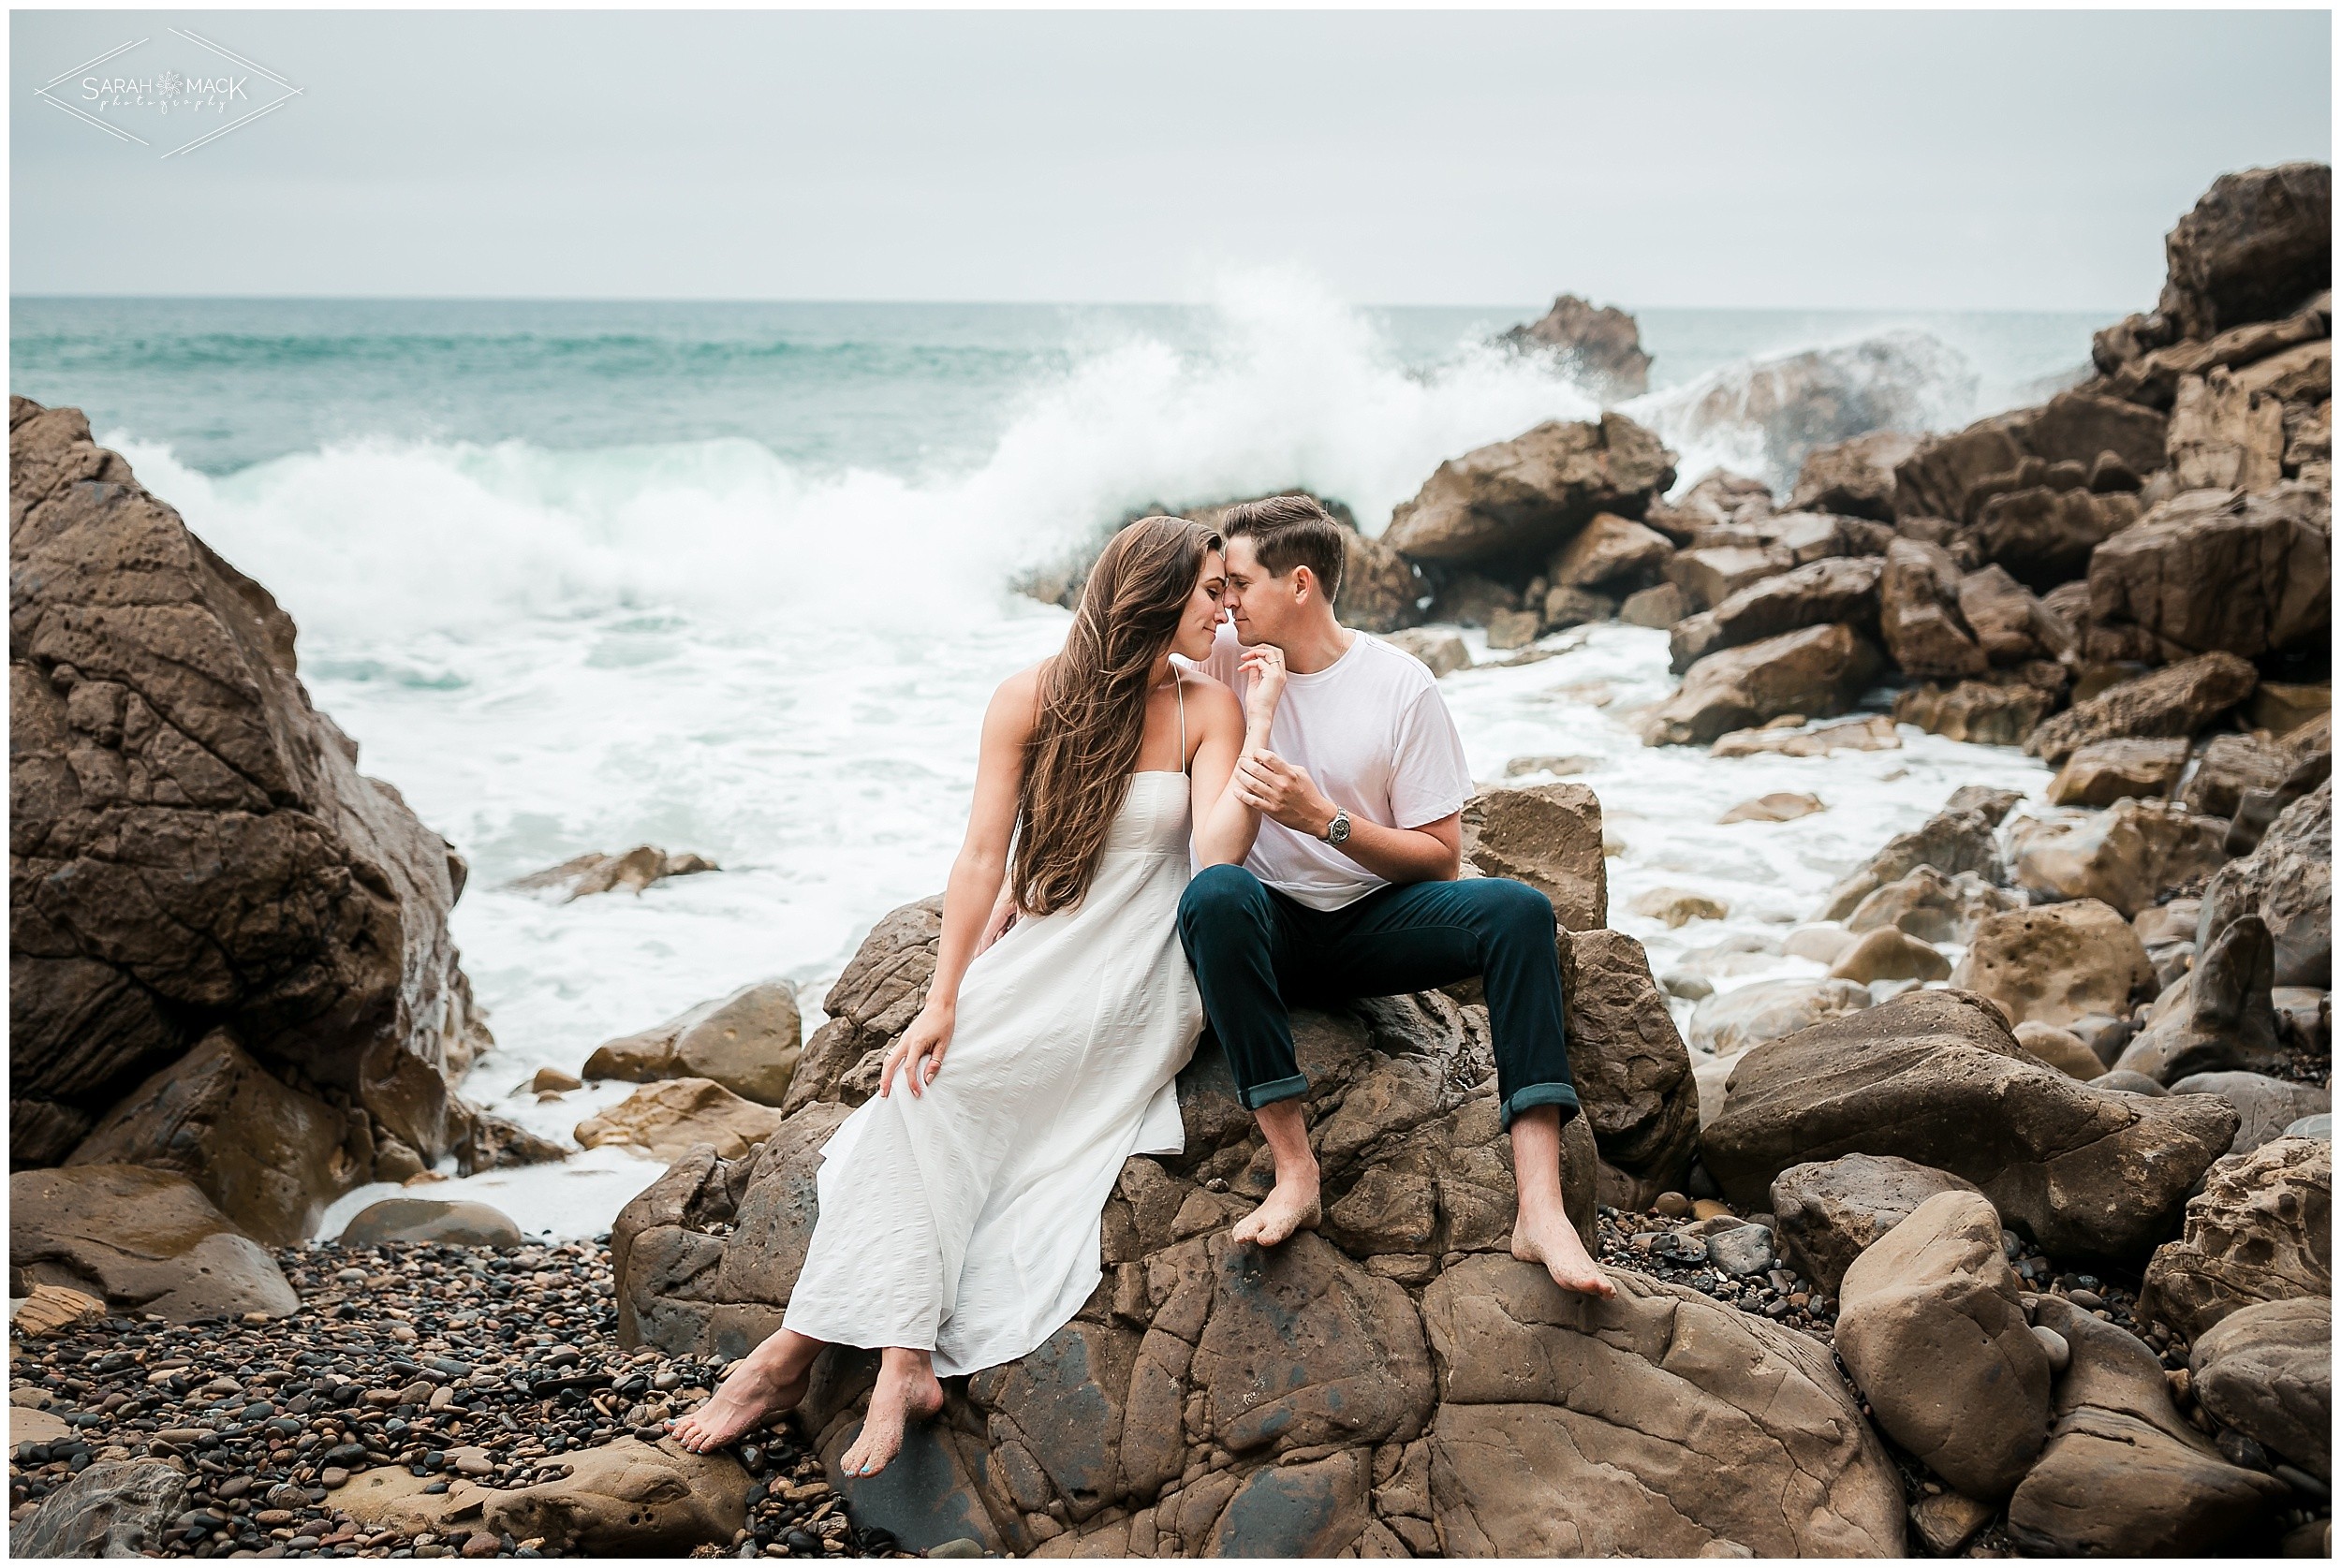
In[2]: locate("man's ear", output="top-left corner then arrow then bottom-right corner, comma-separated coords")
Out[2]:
1288,564 -> 1317,606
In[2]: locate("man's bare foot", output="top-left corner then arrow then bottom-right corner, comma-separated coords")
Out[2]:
1512,1209 -> 1617,1298
669,1359 -> 807,1453
1231,1171 -> 1322,1248
836,1356 -> 945,1479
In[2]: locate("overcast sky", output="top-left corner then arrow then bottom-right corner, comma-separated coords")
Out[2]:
12,7 -> 2331,309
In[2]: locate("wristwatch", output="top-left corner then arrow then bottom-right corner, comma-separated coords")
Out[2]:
1322,808 -> 1352,846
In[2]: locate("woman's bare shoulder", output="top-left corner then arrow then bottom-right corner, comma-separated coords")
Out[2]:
983,660 -> 1049,738
1182,668 -> 1244,728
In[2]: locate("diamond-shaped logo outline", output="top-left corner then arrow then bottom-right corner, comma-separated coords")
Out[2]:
32,26 -> 303,157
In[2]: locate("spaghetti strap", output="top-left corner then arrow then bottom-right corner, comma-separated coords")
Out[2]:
1175,669 -> 1187,773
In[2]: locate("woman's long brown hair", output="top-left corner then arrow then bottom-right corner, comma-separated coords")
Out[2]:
1011,515 -> 1222,916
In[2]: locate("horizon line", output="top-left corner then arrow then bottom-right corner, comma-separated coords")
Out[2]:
8,292 -> 2134,317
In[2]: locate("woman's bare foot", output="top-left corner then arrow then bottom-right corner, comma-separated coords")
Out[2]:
836,1353 -> 945,1480
669,1358 -> 808,1454
1231,1172 -> 1321,1248
1511,1209 -> 1617,1298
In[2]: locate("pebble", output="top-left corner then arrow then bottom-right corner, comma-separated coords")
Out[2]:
5,1237 -> 905,1560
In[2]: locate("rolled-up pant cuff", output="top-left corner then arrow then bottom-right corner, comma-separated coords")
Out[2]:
1502,1082 -> 1582,1132
1238,1074 -> 1311,1112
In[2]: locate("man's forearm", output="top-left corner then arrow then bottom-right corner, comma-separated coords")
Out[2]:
1318,811 -> 1459,885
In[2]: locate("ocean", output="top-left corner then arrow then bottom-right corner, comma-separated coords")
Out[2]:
10,280 -> 2096,1236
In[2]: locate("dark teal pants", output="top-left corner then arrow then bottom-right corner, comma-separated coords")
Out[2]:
1175,863 -> 1582,1131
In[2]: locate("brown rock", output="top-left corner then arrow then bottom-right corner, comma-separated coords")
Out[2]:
2025,652 -> 2260,766
1499,295 -> 1652,399
1892,676 -> 2055,747
1382,626 -> 1470,680
1834,1190 -> 2053,1496
2047,737 -> 2189,806
1970,486 -> 2145,592
1617,581 -> 1688,628
1709,711 -> 1901,757
1666,555 -> 1883,674
1790,430 -> 1922,521
1828,927 -> 1950,984
1892,413 -> 2029,525
1846,866 -> 2025,945
584,980 -> 802,1106
8,1163 -> 298,1320
1951,900 -> 2156,1029
1686,978 -> 1871,1059
2197,778 -> 2330,987
64,1028 -> 370,1247
1334,528 -> 1428,635
2087,486 -> 2330,660
1717,791 -> 1823,824
1421,1256 -> 1905,1555
2010,798 -> 2232,917
338,1197 -> 523,1249
1663,543 -> 1793,612
1770,1152 -> 1984,1294
1558,929 -> 1698,1181
9,398 -> 490,1172
11,1282 -> 106,1337
2113,915 -> 2284,1083
2169,1072 -> 2331,1159
2189,1297 -> 2331,1480
2007,1293 -> 2289,1555
1627,887 -> 1728,928
8,1458 -> 190,1558
1701,989 -> 2238,1259
1485,607 -> 1542,650
1878,538 -> 1985,679
2181,732 -> 2295,818
2154,161 -> 2333,342
1382,415 -> 1677,570
574,1077 -> 787,1163
1460,784 -> 1606,931
343,1438 -> 749,1554
2250,681 -> 2332,740
1545,511 -> 1672,592
782,897 -> 943,1115
1816,786 -> 2019,921
2169,367 -> 2288,491
1639,623 -> 1883,747
504,845 -> 720,901
2138,1136 -> 2331,1341
2013,1021 -> 2106,1081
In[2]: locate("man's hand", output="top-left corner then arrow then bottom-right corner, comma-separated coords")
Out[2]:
1233,750 -> 1335,839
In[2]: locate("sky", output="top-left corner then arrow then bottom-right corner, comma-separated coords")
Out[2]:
11,7 -> 2333,309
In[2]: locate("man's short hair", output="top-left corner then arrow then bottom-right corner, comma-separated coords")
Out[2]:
1219,493 -> 1346,603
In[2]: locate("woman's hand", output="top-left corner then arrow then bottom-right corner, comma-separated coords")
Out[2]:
1238,644 -> 1288,733
975,888 -> 1018,955
880,1004 -> 954,1097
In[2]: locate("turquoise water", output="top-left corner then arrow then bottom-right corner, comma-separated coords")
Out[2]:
10,285 -> 2078,1234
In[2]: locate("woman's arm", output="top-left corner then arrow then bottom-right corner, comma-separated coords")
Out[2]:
883,664 -> 1038,1096
1191,647 -> 1286,866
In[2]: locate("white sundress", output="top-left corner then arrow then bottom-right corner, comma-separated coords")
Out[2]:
780,676 -> 1205,1376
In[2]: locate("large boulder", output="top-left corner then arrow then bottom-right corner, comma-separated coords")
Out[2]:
1815,785 -> 2020,921
2179,732 -> 2295,819
1949,900 -> 2155,1031
2024,652 -> 2260,766
2167,367 -> 2288,491
584,980 -> 802,1106
1969,486 -> 2145,593
1556,929 -> 1697,1182
62,1026 -> 373,1246
1665,555 -> 1883,673
2086,485 -> 2331,661
1420,1256 -> 1905,1556
2189,1297 -> 2331,1480
8,1163 -> 298,1320
1636,623 -> 1883,747
1878,538 -> 1986,679
1891,673 -> 2058,747
1382,414 -> 1677,573
340,1437 -> 750,1554
2197,778 -> 2331,987
2046,737 -> 2189,807
2009,798 -> 2233,917
1701,989 -> 2239,1260
2113,915 -> 2284,1082
2169,1072 -> 2332,1159
1845,865 -> 2024,945
1544,512 -> 1672,593
2007,1293 -> 2290,1555
1459,784 -> 1606,931
2154,162 -> 2333,343
2138,1136 -> 2331,1341
1789,430 -> 1922,520
783,897 -> 943,1115
1770,1152 -> 1984,1294
575,1077 -> 787,1163
339,1196 -> 524,1248
1498,294 -> 1651,400
1834,1190 -> 2053,1497
10,398 -> 493,1171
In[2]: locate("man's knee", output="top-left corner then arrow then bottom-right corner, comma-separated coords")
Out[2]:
1462,875 -> 1559,943
1179,863 -> 1270,945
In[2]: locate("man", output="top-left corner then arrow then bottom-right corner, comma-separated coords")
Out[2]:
1179,493 -> 1613,1298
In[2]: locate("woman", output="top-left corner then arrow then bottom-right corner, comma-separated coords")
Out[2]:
670,514 -> 1286,1477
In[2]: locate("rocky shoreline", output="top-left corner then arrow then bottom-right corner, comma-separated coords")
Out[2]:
13,160 -> 2334,1559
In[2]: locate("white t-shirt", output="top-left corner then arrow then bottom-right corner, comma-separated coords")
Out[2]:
1186,621 -> 1475,912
